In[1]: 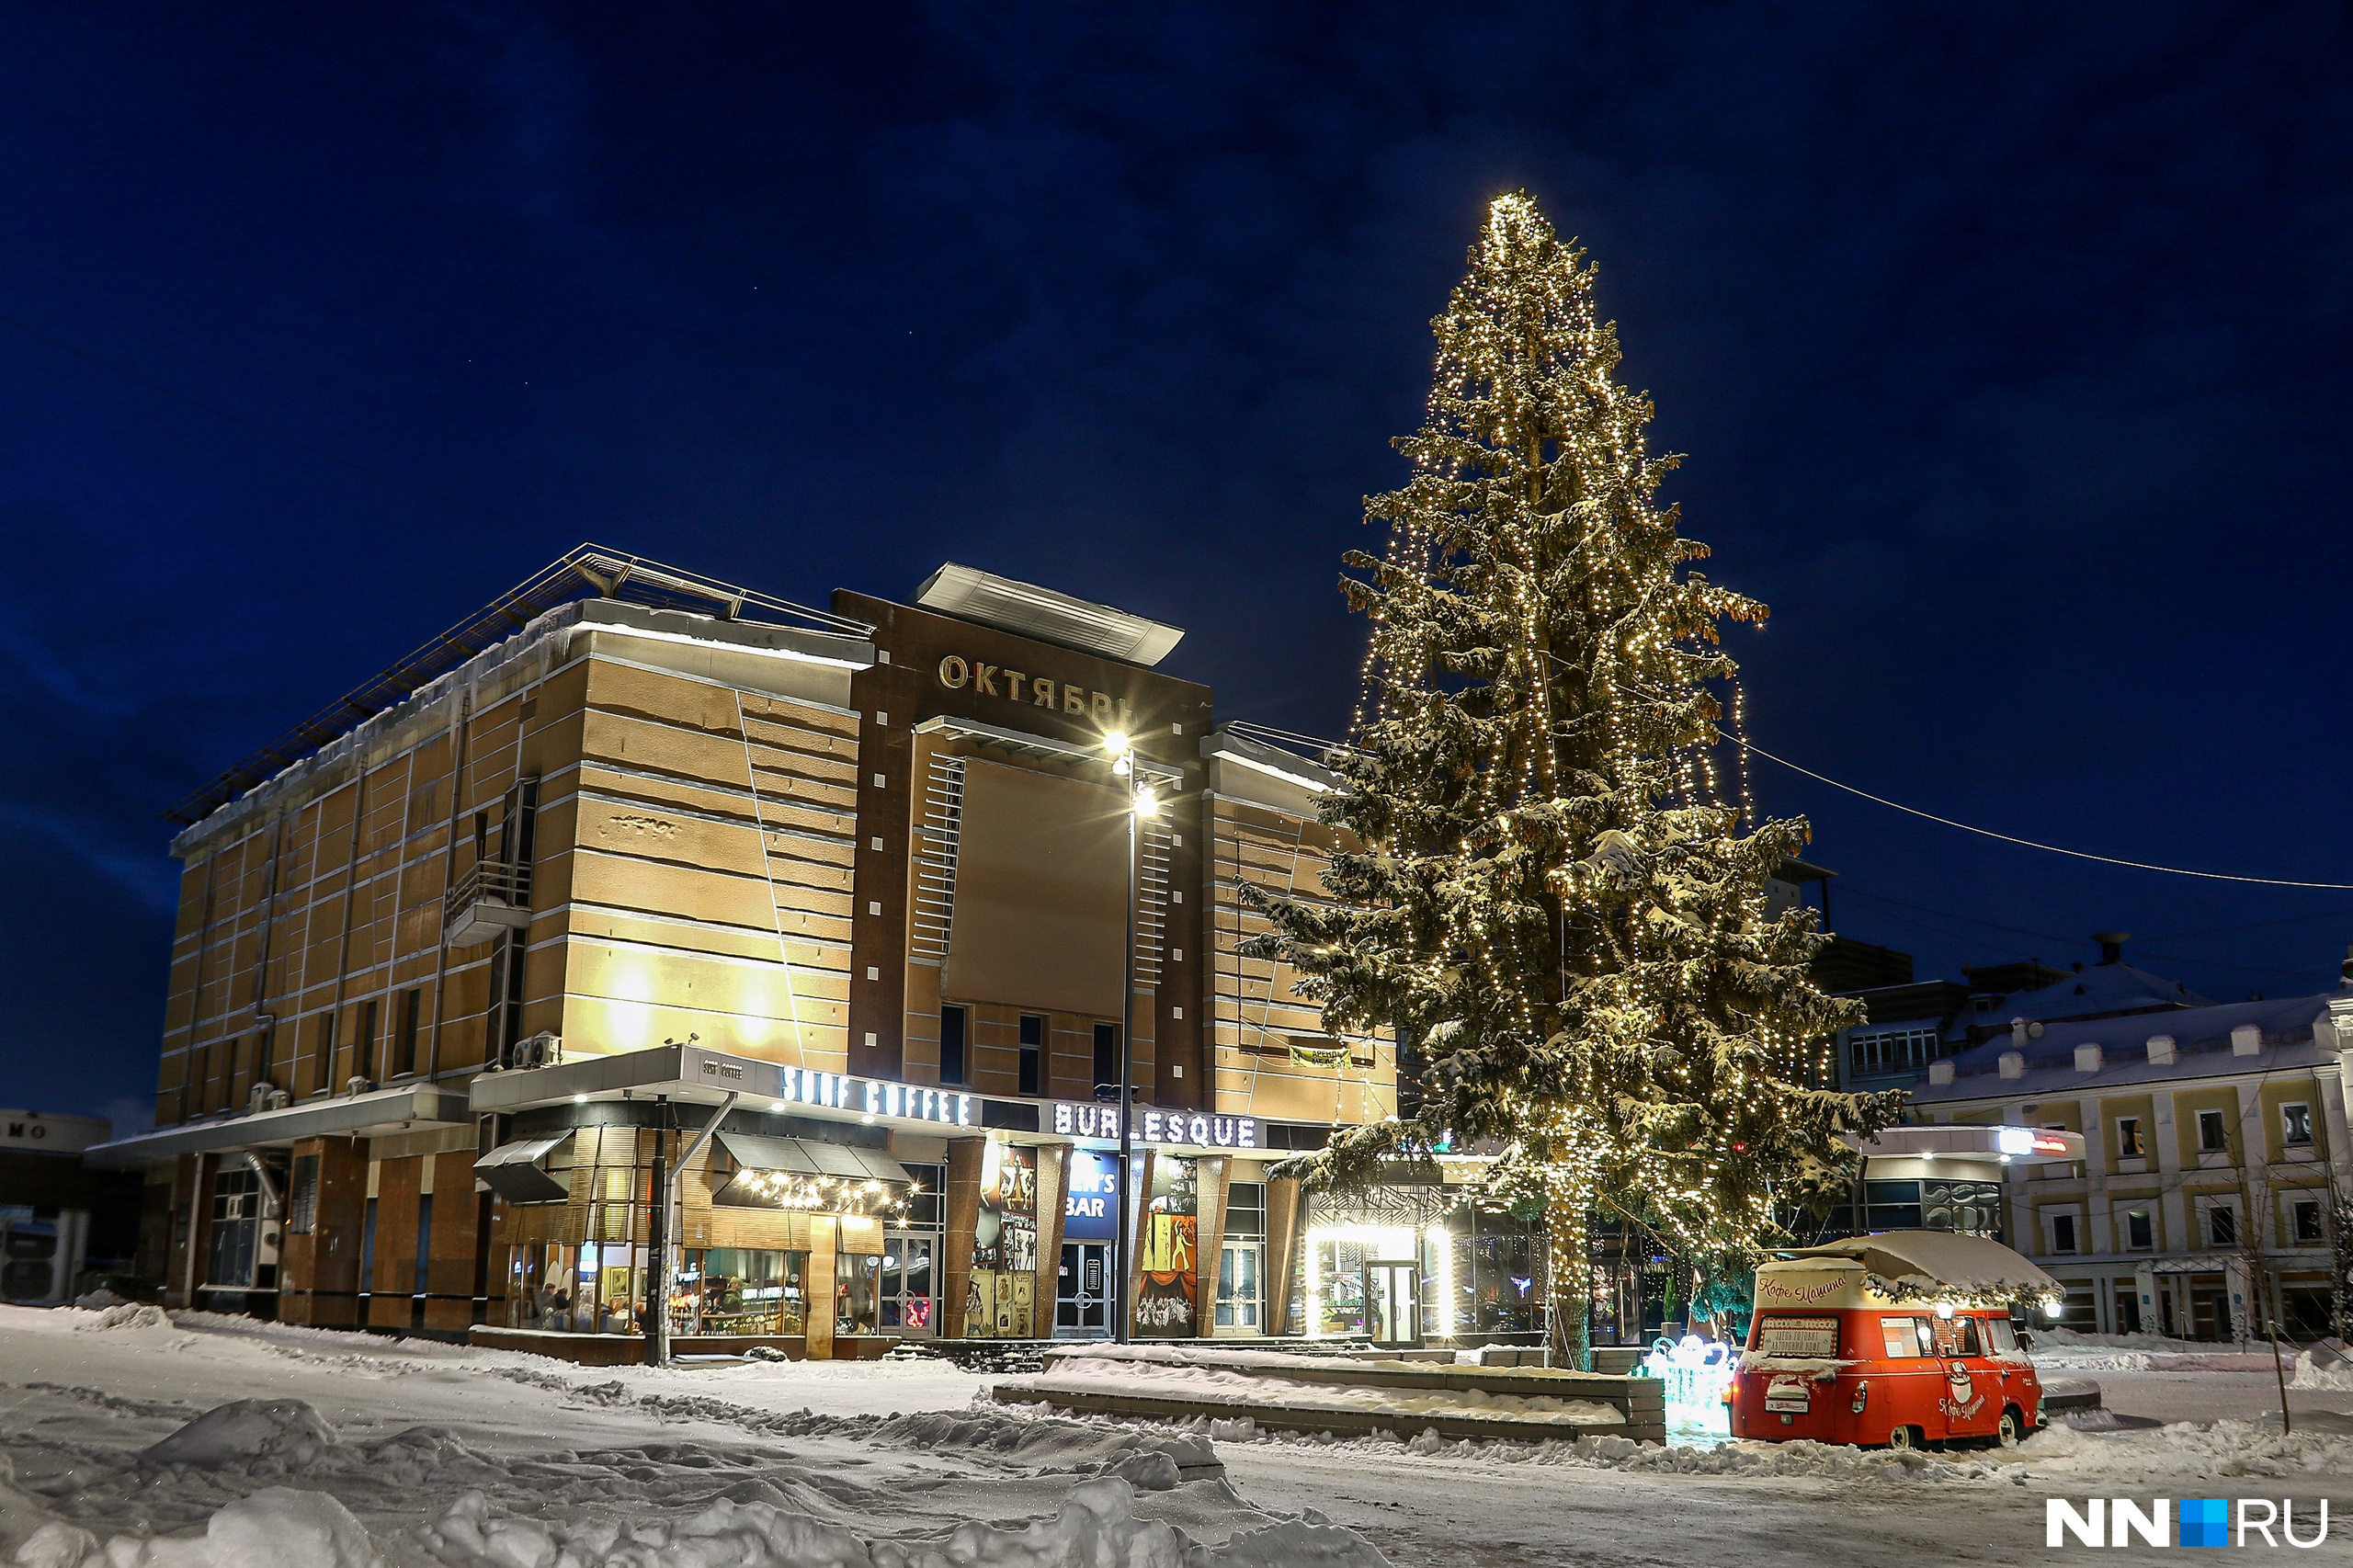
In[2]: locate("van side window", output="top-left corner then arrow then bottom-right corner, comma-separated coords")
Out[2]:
1949,1317 -> 1981,1357
1986,1316 -> 2018,1353
1880,1316 -> 1929,1358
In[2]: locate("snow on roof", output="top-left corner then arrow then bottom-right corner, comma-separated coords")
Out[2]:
1908,987 -> 2343,1103
1995,961 -> 2210,1020
1779,1231 -> 2061,1294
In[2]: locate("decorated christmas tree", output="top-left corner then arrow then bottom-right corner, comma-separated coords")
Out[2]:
1251,192 -> 1904,1367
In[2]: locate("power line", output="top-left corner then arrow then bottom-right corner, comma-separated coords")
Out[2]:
0,307 -> 534,528
1730,729 -> 2353,892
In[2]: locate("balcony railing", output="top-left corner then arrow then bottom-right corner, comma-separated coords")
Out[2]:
442,858 -> 532,948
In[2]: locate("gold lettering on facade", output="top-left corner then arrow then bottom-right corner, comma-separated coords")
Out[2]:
974,663 -> 999,696
1033,679 -> 1057,709
1090,691 -> 1113,723
933,660 -> 1141,733
1006,671 -> 1027,702
1063,685 -> 1085,715
938,655 -> 970,688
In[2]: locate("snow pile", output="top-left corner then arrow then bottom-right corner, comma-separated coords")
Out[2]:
73,1304 -> 171,1334
1022,1346 -> 1627,1427
2290,1347 -> 2353,1391
69,1289 -> 127,1311
14,1487 -> 381,1568
139,1400 -> 341,1472
413,1476 -> 1388,1568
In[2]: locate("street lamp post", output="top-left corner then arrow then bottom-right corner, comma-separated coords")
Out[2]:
1106,733 -> 1156,1346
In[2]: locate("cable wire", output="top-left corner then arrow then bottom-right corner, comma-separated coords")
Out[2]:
1728,728 -> 2353,892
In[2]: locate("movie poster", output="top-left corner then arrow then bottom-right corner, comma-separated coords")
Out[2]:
1135,1155 -> 1198,1335
970,1142 -> 1039,1336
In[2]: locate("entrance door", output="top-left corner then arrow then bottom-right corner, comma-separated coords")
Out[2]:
1215,1242 -> 1262,1336
1366,1259 -> 1420,1347
881,1230 -> 937,1336
1057,1243 -> 1110,1337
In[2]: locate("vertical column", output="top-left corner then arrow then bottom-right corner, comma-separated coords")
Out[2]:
2082,1096 -> 2114,1256
1124,1150 -> 1156,1340
806,1218 -> 837,1359
1035,1144 -> 1068,1336
1192,1157 -> 1229,1338
2154,1089 -> 2189,1256
1263,1175 -> 1303,1339
939,1139 -> 984,1341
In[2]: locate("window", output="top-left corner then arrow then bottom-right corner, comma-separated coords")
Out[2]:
938,1006 -> 968,1085
1879,1316 -> 1933,1358
1017,1014 -> 1044,1096
1862,1178 -> 1923,1232
316,1011 -> 338,1094
901,1163 -> 946,1230
394,989 -> 422,1077
2209,1204 -> 2237,1248
1849,1026 -> 1944,1076
2051,1213 -> 2077,1255
2198,1108 -> 2229,1153
255,1026 -> 275,1090
1093,1023 -> 1118,1094
2293,1199 -> 2324,1244
1224,1181 -> 1266,1239
2281,1102 -> 2313,1147
2124,1209 -> 2154,1250
357,998 -> 380,1085
287,1154 -> 320,1234
2117,1117 -> 2143,1158
1986,1316 -> 2019,1354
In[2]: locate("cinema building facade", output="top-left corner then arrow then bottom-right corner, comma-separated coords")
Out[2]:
92,549 -> 1449,1358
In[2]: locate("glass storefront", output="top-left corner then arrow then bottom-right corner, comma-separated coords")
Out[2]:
676,1248 -> 809,1336
506,1242 -> 652,1334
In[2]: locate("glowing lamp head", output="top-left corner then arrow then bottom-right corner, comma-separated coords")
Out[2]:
1104,730 -> 1130,756
1935,1301 -> 1956,1320
2042,1295 -> 2064,1319
1133,789 -> 1159,819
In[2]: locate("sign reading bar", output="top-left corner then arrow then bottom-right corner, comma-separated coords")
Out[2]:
1051,1099 -> 1257,1150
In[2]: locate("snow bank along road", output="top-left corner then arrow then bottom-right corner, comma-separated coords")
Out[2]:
2,1309 -> 2350,1567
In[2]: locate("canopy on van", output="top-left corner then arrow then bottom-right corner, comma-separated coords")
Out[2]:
1778,1231 -> 2058,1296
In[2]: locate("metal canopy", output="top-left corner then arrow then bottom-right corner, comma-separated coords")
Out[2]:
914,562 -> 1183,666
714,1131 -> 911,1186
473,1136 -> 572,1205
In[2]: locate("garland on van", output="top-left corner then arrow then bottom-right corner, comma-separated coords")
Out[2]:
1248,191 -> 1904,1369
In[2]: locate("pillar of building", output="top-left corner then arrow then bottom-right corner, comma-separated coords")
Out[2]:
1263,1176 -> 1304,1340
938,1139 -> 985,1341
1191,1157 -> 1229,1338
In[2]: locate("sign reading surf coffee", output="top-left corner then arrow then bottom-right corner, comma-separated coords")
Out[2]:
937,655 -> 1136,732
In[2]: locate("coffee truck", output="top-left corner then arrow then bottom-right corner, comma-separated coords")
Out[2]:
1731,1232 -> 2061,1450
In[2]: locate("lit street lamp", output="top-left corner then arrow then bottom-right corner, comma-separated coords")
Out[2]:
1105,732 -> 1156,1346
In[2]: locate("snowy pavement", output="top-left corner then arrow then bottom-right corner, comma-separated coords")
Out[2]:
4,1308 -> 2351,1566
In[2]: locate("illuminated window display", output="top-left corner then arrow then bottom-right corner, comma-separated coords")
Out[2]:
674,1248 -> 809,1336
506,1242 -> 651,1335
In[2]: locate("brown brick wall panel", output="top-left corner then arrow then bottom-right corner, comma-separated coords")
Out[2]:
579,710 -> 754,790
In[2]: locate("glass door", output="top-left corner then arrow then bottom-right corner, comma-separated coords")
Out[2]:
881,1230 -> 937,1335
1056,1242 -> 1110,1337
1214,1242 -> 1262,1335
1366,1259 -> 1421,1347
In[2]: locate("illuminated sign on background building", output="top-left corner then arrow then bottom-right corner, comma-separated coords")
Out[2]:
1050,1100 -> 1258,1150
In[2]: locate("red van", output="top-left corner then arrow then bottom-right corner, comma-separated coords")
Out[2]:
1729,1232 -> 2056,1449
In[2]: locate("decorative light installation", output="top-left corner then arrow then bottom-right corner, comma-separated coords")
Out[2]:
1641,1333 -> 1733,1437
737,1168 -> 914,1220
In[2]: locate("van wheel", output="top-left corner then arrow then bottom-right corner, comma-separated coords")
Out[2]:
1886,1425 -> 1926,1451
1997,1407 -> 2025,1447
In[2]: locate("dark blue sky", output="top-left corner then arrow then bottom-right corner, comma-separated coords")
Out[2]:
6,4 -> 2351,1126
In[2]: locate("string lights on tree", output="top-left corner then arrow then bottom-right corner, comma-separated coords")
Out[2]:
1250,191 -> 1904,1369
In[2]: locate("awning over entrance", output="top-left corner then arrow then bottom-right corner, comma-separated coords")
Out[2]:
714,1131 -> 910,1186
473,1136 -> 572,1205
83,1083 -> 472,1167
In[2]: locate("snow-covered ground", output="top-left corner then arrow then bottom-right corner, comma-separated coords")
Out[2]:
5,1306 -> 2351,1567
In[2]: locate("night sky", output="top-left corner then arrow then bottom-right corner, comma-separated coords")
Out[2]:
6,5 -> 2351,1128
